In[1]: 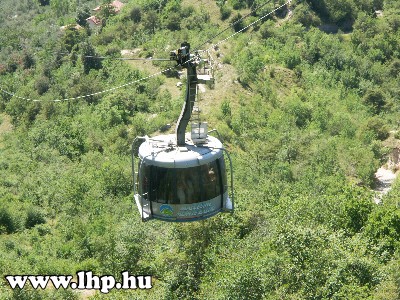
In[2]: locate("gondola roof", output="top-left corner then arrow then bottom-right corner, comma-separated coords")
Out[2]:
138,134 -> 224,168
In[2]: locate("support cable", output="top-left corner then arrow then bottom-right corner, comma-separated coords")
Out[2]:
0,0 -> 293,103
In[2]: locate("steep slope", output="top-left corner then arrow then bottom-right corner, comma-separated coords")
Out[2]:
1,0 -> 400,299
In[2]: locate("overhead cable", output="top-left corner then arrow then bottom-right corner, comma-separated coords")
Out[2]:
0,0 -> 293,102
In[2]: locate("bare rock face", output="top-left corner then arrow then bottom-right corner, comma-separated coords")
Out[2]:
387,148 -> 400,171
374,148 -> 400,204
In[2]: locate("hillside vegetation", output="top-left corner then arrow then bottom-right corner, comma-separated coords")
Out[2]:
1,0 -> 400,299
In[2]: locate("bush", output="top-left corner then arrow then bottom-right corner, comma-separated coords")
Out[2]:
220,6 -> 232,20
181,5 -> 195,18
284,97 -> 312,128
259,20 -> 275,39
130,6 -> 142,23
143,11 -> 159,34
6,60 -> 18,73
81,42 -> 102,74
25,208 -> 46,229
0,208 -> 16,234
389,59 -> 400,77
35,76 -> 50,95
231,13 -> 245,32
363,89 -> 386,114
22,52 -> 35,69
105,47 -> 120,56
292,3 -> 321,27
76,6 -> 91,26
364,206 -> 400,255
365,117 -> 389,141
229,0 -> 246,10
164,12 -> 181,31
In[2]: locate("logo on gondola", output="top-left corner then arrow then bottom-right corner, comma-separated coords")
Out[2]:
160,204 -> 173,216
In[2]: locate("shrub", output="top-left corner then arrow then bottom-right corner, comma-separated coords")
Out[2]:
365,117 -> 389,141
35,76 -> 50,95
22,52 -> 35,69
0,208 -> 16,234
6,60 -> 18,73
259,20 -> 275,39
130,6 -> 142,23
389,59 -> 400,77
181,5 -> 195,18
220,6 -> 232,20
231,13 -> 245,32
164,12 -> 181,31
229,0 -> 246,10
25,208 -> 46,229
76,6 -> 91,26
364,206 -> 400,255
81,42 -> 102,74
221,99 -> 232,117
363,89 -> 386,114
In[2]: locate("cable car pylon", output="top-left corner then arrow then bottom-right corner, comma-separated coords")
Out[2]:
132,42 -> 234,222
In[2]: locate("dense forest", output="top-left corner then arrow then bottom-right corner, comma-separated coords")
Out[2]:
1,0 -> 400,298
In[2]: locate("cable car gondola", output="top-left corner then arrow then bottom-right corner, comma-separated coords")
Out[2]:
132,42 -> 234,222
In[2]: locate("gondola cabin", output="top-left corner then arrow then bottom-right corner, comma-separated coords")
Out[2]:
133,133 -> 233,222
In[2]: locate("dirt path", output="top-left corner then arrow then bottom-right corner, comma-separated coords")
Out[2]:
373,166 -> 399,204
374,135 -> 400,203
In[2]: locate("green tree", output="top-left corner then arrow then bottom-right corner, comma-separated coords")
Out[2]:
364,117 -> 389,141
229,0 -> 246,10
76,6 -> 91,26
231,13 -> 245,32
365,205 -> 400,255
51,0 -> 70,17
130,6 -> 142,23
22,52 -> 35,69
306,0 -> 355,23
164,12 -> 181,31
62,27 -> 84,52
363,89 -> 386,114
220,5 -> 232,20
35,76 -> 50,95
143,11 -> 159,34
98,2 -> 116,27
81,42 -> 102,74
